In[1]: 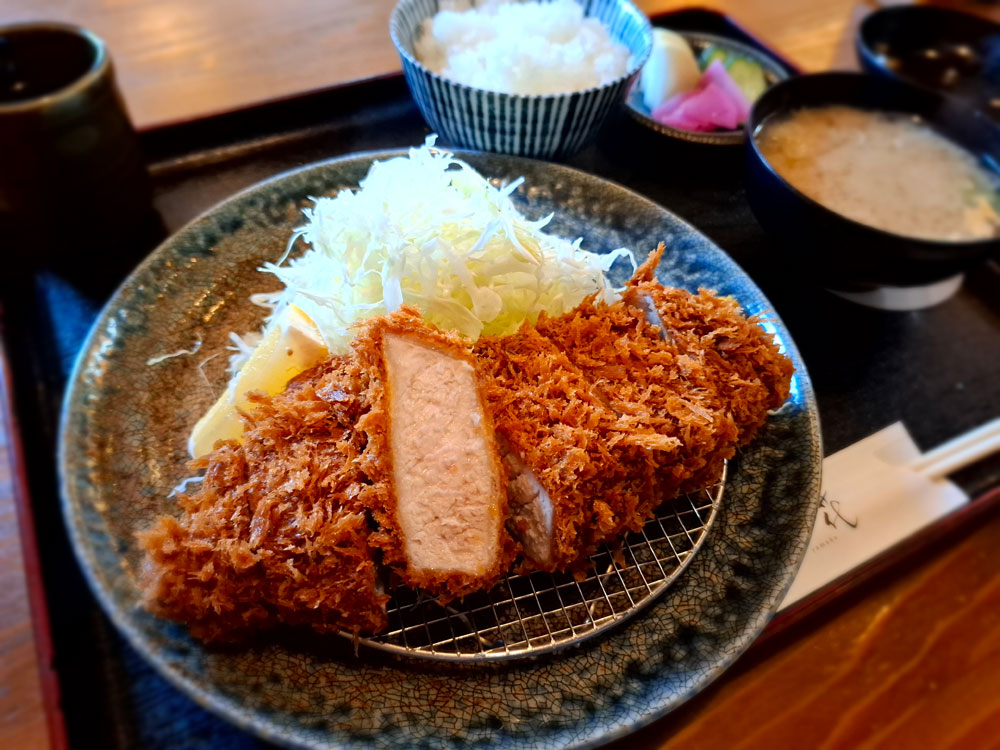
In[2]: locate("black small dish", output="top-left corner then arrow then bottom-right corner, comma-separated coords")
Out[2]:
857,5 -> 1000,121
745,72 -> 1000,308
626,31 -> 790,146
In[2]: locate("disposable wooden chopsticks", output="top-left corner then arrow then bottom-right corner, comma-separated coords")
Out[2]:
911,417 -> 1000,480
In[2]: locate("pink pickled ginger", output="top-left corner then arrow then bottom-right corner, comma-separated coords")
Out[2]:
702,60 -> 751,123
651,60 -> 751,132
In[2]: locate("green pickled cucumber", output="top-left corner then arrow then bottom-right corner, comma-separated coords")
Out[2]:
698,45 -> 769,102
728,57 -> 768,102
698,46 -> 728,70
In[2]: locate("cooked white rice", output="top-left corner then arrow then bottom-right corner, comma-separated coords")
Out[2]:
413,0 -> 630,95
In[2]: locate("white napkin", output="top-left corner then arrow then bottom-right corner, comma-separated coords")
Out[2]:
780,422 -> 969,610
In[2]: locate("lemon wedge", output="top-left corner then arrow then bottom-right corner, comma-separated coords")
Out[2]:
188,305 -> 328,457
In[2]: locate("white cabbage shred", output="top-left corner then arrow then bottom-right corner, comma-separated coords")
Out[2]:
236,137 -> 634,368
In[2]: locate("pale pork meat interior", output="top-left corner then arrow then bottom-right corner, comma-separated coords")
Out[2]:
353,310 -> 514,601
383,333 -> 503,577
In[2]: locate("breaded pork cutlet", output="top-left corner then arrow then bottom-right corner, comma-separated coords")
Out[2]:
353,309 -> 515,600
141,247 -> 795,643
474,325 -> 654,572
138,356 -> 388,642
624,244 -> 794,443
535,290 -> 739,513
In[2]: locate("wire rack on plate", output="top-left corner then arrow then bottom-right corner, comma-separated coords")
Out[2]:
355,465 -> 726,662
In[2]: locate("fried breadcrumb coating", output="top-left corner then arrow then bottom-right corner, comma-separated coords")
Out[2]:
138,357 -> 388,642
535,292 -> 738,514
474,325 -> 652,571
625,244 -> 794,443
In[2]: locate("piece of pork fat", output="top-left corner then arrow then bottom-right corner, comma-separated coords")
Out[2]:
501,444 -> 555,568
353,309 -> 514,600
475,325 -> 653,573
623,243 -> 794,445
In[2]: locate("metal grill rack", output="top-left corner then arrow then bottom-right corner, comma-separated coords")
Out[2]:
355,466 -> 726,662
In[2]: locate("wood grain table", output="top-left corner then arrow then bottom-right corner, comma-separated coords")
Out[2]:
3,0 -> 870,130
2,1 -> 1000,749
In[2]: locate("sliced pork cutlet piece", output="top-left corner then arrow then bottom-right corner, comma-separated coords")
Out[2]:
354,309 -> 514,601
624,244 -> 794,444
139,356 -> 389,642
474,325 -> 653,572
535,293 -> 738,519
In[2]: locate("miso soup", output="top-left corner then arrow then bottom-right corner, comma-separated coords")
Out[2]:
755,105 -> 1000,242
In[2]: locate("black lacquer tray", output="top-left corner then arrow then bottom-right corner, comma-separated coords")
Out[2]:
2,8 -> 999,750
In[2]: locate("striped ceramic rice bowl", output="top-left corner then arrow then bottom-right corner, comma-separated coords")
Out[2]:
390,0 -> 652,160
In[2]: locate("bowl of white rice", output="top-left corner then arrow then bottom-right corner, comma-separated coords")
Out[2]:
390,0 -> 652,159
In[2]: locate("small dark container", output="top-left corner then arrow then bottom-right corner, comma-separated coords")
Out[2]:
857,5 -> 1000,120
0,23 -> 152,266
745,72 -> 1000,296
625,31 -> 791,147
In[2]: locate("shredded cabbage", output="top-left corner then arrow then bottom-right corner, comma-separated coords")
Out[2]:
236,136 -> 634,369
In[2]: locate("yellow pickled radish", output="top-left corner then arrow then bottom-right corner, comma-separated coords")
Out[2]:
187,305 -> 328,458
641,28 -> 700,112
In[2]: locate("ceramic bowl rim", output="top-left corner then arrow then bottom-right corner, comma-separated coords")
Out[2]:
0,21 -> 108,113
389,0 -> 653,102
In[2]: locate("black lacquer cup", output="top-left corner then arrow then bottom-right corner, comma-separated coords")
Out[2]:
0,23 -> 153,266
745,72 -> 1000,305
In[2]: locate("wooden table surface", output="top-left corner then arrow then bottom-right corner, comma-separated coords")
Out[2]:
3,0 -> 871,130
2,1 -> 1000,749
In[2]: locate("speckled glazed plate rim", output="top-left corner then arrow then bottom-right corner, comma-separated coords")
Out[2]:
58,148 -> 822,750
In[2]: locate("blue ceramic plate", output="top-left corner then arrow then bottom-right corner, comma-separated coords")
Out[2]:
59,150 -> 822,750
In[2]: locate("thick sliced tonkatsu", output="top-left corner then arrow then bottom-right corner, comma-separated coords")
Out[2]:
354,309 -> 514,599
141,247 -> 796,643
139,357 -> 388,641
474,325 -> 653,572
624,244 -> 794,443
